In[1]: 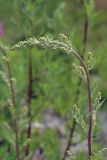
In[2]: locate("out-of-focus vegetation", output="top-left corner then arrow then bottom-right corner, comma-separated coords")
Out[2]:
0,0 -> 107,160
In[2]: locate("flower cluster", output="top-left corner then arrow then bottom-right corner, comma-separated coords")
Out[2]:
71,104 -> 87,131
11,36 -> 72,53
86,52 -> 94,70
73,63 -> 86,80
92,92 -> 102,128
94,92 -> 101,108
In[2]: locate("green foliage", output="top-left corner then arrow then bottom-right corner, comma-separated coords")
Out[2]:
0,0 -> 107,159
0,122 -> 15,147
71,104 -> 87,131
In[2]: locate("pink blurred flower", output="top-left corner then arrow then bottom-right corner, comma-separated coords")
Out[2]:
0,22 -> 5,37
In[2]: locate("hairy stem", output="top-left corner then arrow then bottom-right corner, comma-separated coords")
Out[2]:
0,45 -> 20,160
25,50 -> 33,155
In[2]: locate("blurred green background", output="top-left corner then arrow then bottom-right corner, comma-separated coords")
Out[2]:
0,0 -> 107,159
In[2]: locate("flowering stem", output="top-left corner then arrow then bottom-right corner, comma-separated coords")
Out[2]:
71,48 -> 93,158
0,45 -> 20,160
11,36 -> 93,158
63,1 -> 89,159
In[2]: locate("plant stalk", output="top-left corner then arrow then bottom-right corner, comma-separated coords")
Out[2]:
11,35 -> 93,158
25,50 -> 33,155
0,45 -> 20,160
71,48 -> 93,158
63,1 -> 89,159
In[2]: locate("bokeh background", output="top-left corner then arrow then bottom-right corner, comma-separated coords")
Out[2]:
0,0 -> 107,159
